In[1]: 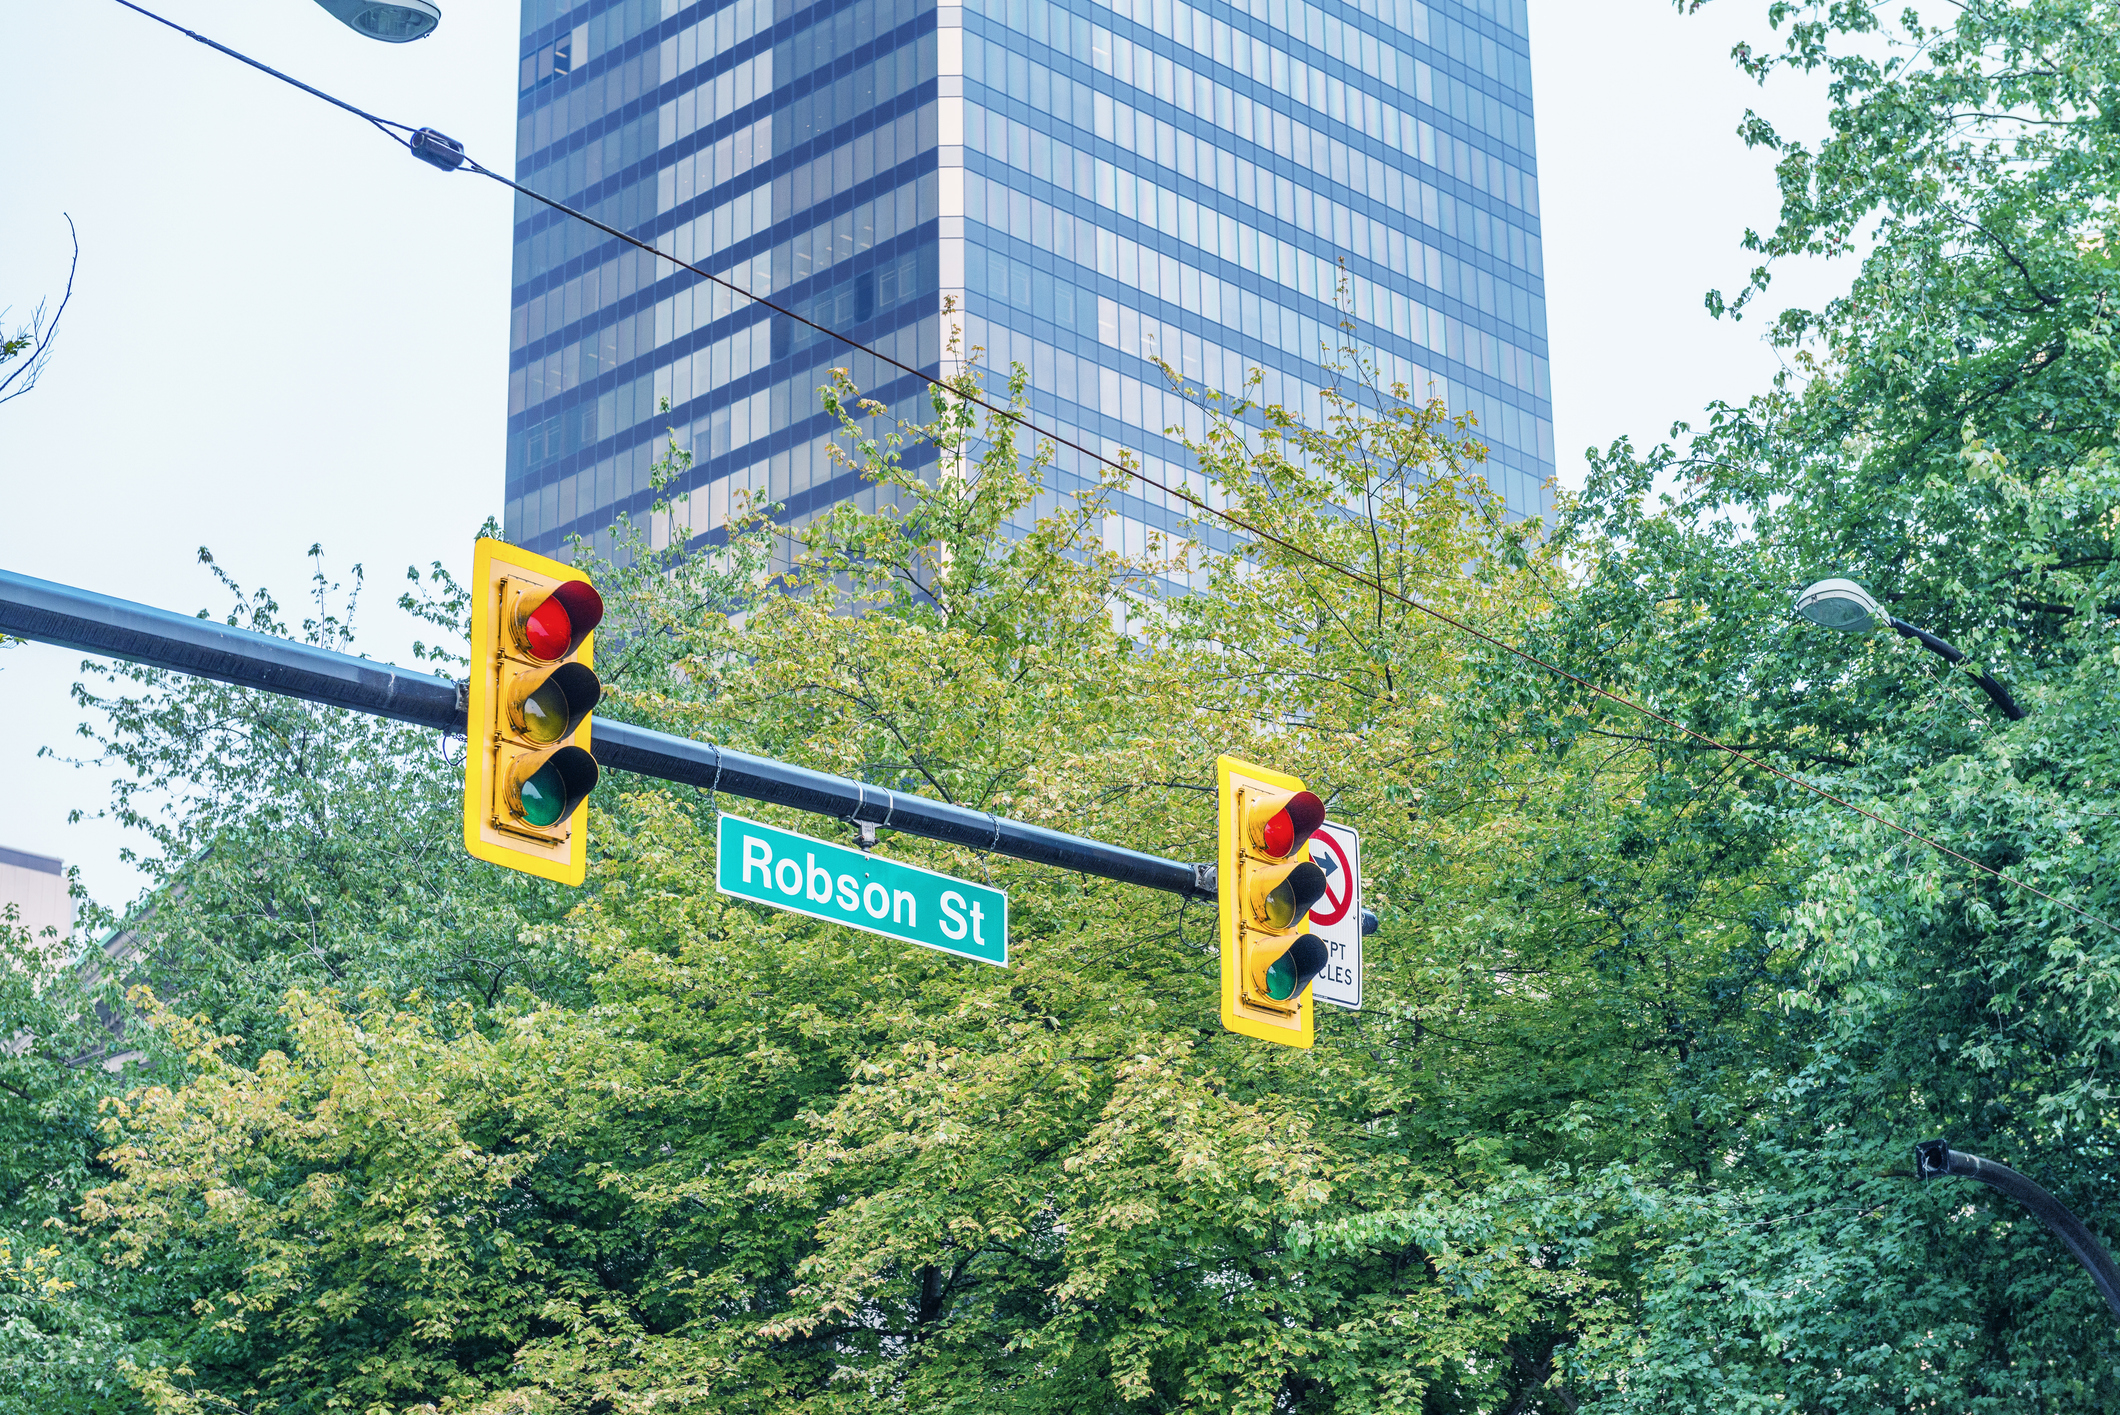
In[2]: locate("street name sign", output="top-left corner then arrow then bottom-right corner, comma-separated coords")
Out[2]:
716,812 -> 1008,966
1306,820 -> 1362,1009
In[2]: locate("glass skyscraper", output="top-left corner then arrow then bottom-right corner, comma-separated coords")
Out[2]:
503,0 -> 1552,565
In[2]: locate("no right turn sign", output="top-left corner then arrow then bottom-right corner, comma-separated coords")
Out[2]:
1307,821 -> 1362,1010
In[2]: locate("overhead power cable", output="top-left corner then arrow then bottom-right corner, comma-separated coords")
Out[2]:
106,0 -> 2120,935
110,0 -> 420,146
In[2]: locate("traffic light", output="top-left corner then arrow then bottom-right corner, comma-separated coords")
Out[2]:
463,538 -> 604,884
1217,754 -> 1331,1047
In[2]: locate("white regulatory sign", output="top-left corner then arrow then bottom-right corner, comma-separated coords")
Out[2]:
1306,820 -> 1362,1010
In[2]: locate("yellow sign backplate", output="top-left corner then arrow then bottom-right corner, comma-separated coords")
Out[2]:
463,537 -> 595,885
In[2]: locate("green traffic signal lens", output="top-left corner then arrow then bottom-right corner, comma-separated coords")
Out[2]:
521,680 -> 572,742
519,759 -> 568,826
508,745 -> 599,833
1264,933 -> 1331,1002
1265,951 -> 1299,999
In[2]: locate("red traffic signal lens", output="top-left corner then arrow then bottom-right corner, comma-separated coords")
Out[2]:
1257,790 -> 1325,858
521,580 -> 605,661
524,596 -> 574,660
1264,933 -> 1330,1001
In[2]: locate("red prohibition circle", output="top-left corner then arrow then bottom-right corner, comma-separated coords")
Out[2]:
1308,829 -> 1355,926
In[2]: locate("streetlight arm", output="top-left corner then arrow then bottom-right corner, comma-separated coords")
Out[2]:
1887,617 -> 1968,664
1915,1141 -> 2120,1321
1887,619 -> 2027,720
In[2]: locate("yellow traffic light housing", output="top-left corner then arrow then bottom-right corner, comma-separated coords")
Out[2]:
464,538 -> 604,884
1217,755 -> 1330,1047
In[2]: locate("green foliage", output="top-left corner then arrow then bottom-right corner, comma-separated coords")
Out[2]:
1540,0 -> 2120,1405
52,546 -> 586,1050
49,345 -> 1674,1414
0,906 -> 133,1415
19,4 -> 2120,1408
1,471 -> 783,1412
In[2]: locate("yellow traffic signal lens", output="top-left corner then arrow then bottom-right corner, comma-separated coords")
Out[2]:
519,759 -> 569,826
520,680 -> 572,742
1264,878 -> 1299,927
1255,860 -> 1327,928
508,662 -> 601,744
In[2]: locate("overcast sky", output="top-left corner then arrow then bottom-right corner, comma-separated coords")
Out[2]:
1,0 -> 1843,911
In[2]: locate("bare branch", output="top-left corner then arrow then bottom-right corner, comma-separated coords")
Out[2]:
0,214 -> 79,407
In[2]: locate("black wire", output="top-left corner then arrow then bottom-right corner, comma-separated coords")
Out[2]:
447,165 -> 2120,938
105,0 -> 2120,936
108,0 -> 416,148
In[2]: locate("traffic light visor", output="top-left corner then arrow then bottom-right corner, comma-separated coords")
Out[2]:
509,744 -> 599,828
1262,932 -> 1330,1001
1250,859 -> 1327,929
519,579 -> 604,661
1247,789 -> 1324,859
510,661 -> 600,744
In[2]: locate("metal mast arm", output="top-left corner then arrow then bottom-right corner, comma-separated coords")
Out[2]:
0,566 -> 1212,899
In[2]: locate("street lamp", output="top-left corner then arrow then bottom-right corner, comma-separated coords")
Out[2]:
1915,1141 -> 2120,1322
1794,578 -> 2026,720
311,0 -> 440,42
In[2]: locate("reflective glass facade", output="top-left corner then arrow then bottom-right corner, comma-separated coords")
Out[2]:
503,0 -> 1551,561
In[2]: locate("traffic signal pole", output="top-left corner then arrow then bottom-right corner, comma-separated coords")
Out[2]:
0,566 -> 1214,901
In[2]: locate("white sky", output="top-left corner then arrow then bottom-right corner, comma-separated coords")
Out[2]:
0,0 -> 1844,912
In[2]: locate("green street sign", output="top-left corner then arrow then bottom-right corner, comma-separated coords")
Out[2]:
716,812 -> 1008,966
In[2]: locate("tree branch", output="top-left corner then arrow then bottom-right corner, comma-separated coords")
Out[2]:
0,214 -> 78,406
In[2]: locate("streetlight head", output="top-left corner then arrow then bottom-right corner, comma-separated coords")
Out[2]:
312,0 -> 440,42
1795,578 -> 1889,633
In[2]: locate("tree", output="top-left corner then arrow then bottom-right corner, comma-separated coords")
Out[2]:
52,546 -> 586,1053
0,903 -> 134,1415
71,347 -> 1674,1414
50,2 -> 2120,1402
1535,1 -> 2120,1404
